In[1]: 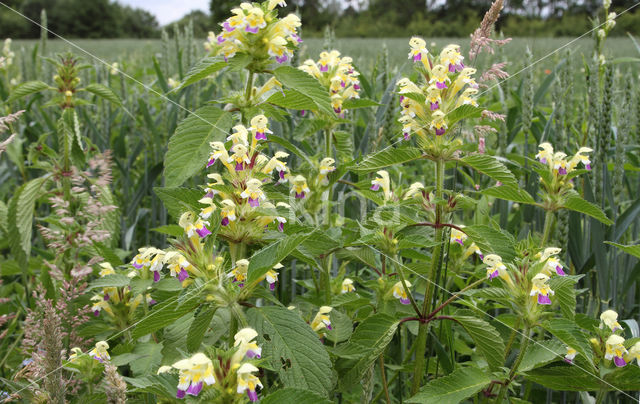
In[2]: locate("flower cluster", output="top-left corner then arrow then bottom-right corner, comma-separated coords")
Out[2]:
398,38 -> 478,141
535,143 -> 592,176
205,0 -> 301,65
298,50 -> 361,115
90,262 -> 155,318
162,327 -> 264,401
450,227 -> 484,261
599,309 -> 631,368
311,306 -> 333,336
0,38 -> 14,70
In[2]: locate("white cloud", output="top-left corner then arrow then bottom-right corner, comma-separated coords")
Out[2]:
118,0 -> 210,25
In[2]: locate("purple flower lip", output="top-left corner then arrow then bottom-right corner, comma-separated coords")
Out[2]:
223,21 -> 234,31
245,26 -> 259,34
186,381 -> 203,396
103,294 -> 110,301
178,268 -> 189,282
295,192 -> 305,199
435,127 -> 446,136
279,171 -> 285,180
326,324 -> 333,330
176,389 -> 186,399
436,81 -> 448,89
278,222 -> 284,232
370,183 -> 380,191
217,35 -> 225,44
276,54 -> 288,64
478,254 -> 484,260
403,132 -> 410,141
254,131 -> 267,140
455,239 -> 464,245
196,226 -> 211,238
585,164 -> 591,170
400,297 -> 410,305
270,282 -> 276,290
248,197 -> 260,208
488,269 -> 499,279
449,64 -> 456,73
563,358 -> 573,364
614,356 -> 627,367
206,158 -> 216,168
235,162 -> 244,171
247,390 -> 259,402
320,64 -> 329,72
555,265 -> 566,276
537,294 -> 552,305
132,262 -> 143,269
558,167 -> 567,175
149,299 -> 157,305
354,84 -> 361,90
246,350 -> 261,359
300,110 -> 306,117
153,271 -> 161,282
399,95 -> 405,103
413,53 -> 421,62
221,217 -> 229,226
94,310 -> 100,316
333,107 -> 341,114
539,158 -> 547,164
430,101 -> 439,111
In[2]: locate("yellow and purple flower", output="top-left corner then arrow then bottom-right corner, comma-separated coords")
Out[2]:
341,278 -> 355,293
600,309 -> 622,332
241,179 -> 266,208
605,335 -> 628,367
229,259 -> 249,287
89,341 -> 110,363
530,273 -> 554,305
234,328 -> 262,360
291,175 -> 310,199
564,347 -> 578,364
392,281 -> 412,305
311,306 -> 333,333
172,353 -> 216,398
483,254 -> 507,280
408,37 -> 429,63
236,363 -> 263,402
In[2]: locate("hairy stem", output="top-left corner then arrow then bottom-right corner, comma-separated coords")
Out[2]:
541,209 -> 555,246
496,326 -> 531,402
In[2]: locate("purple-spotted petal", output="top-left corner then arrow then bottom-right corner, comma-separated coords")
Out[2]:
221,217 -> 229,226
248,197 -> 260,208
295,192 -> 305,199
196,226 -> 211,238
371,183 -> 380,191
186,381 -> 203,396
176,389 -> 186,399
555,265 -> 566,276
245,26 -> 259,34
435,127 -> 446,136
255,132 -> 267,140
400,297 -> 410,305
537,293 -> 552,305
436,81 -> 448,89
235,162 -> 244,171
614,356 -> 627,367
94,310 -> 100,317
206,158 -> 216,168
430,101 -> 439,111
153,271 -> 161,282
178,268 -> 189,282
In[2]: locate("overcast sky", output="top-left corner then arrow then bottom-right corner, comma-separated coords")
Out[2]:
118,0 -> 210,25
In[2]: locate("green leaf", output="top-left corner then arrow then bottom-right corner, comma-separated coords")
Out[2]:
8,177 -> 47,259
334,313 -> 398,389
154,187 -> 204,219
352,147 -> 423,173
548,275 -> 582,320
268,134 -> 313,166
187,307 -> 216,352
605,242 -> 640,259
124,374 -> 178,398
247,232 -> 315,285
562,192 -> 613,225
274,66 -> 333,115
164,106 -> 232,187
6,80 -> 51,102
131,290 -> 202,339
247,306 -> 334,396
406,367 -> 491,404
334,130 -> 353,163
343,98 -> 380,109
481,186 -> 536,204
464,225 -> 516,262
267,89 -> 318,111
460,155 -> 518,188
524,365 -> 602,391
83,83 -> 122,107
177,56 -> 227,90
87,274 -> 131,291
260,388 -> 334,404
446,104 -> 483,127
151,225 -> 184,237
518,339 -> 565,372
130,341 -> 163,376
542,318 -> 593,368
449,315 -> 505,370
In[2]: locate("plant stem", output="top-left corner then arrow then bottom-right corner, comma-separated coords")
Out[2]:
411,157 -> 445,394
595,388 -> 606,404
496,326 -> 531,402
245,71 -> 254,103
379,354 -> 391,404
541,209 -> 555,246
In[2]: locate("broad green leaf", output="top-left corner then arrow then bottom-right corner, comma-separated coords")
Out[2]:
130,341 -> 163,376
177,56 -> 227,90
131,289 -> 202,339
187,307 -> 216,352
460,287 -> 512,305
481,186 -> 536,205
605,242 -> 640,259
6,80 -> 51,102
548,275 -> 583,320
542,318 -> 594,368
274,66 -> 333,115
518,339 -> 565,372
334,130 -> 353,162
449,315 -> 505,370
464,225 -> 516,262
260,388 -> 334,404
446,104 -> 483,126
524,365 -> 602,391
247,306 -> 334,396
83,83 -> 122,107
460,155 -> 518,188
87,274 -> 131,291
268,134 -> 313,166
154,187 -> 204,219
8,177 -> 47,259
247,232 -> 314,285
562,192 -> 613,225
352,146 -> 423,173
124,374 -> 178,398
164,106 -> 232,187
267,89 -> 318,111
406,367 -> 491,404
334,313 -> 398,389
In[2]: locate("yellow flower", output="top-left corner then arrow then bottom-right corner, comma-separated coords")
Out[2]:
600,309 -> 622,332
341,278 -> 355,293
392,281 -> 412,305
605,334 -> 628,367
311,306 -> 333,333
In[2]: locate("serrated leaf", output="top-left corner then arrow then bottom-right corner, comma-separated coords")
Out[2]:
481,186 -> 536,204
605,242 -> 640,259
548,275 -> 582,320
177,56 -> 227,90
464,225 -> 516,262
7,80 -> 51,102
562,192 -> 612,225
334,313 -> 398,389
460,287 -> 511,304
187,307 -> 216,352
267,89 -> 318,111
460,155 -> 518,188
446,104 -> 483,126
247,232 -> 314,285
124,374 -> 178,398
154,187 -> 205,219
131,290 -> 202,339
518,339 -> 565,372
334,130 -> 353,162
164,106 -> 232,187
449,315 -> 505,370
524,365 -> 602,391
542,318 -> 594,368
406,367 -> 491,404
274,66 -> 333,115
352,147 -> 423,173
8,177 -> 47,259
261,388 -> 334,404
247,306 -> 333,396
84,83 -> 122,107
130,341 -> 163,376
87,274 -> 131,291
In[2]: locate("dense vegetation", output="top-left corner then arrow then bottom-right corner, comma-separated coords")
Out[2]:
1,0 -> 640,403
